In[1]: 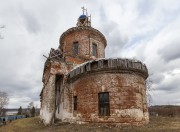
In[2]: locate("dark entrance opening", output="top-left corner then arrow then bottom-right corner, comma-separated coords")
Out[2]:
55,75 -> 63,114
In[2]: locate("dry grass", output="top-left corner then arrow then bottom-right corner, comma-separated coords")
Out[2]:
1,116 -> 180,132
0,117 -> 46,132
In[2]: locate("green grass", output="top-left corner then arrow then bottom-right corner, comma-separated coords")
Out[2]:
1,116 -> 180,132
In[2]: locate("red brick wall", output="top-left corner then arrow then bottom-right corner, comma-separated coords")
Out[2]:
69,72 -> 148,124
60,28 -> 106,65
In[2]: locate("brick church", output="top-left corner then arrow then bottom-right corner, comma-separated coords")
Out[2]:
40,8 -> 149,126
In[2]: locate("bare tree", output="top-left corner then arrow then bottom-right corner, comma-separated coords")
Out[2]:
26,101 -> 34,117
0,91 -> 9,116
28,102 -> 34,109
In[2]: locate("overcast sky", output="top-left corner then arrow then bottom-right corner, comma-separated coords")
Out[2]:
0,0 -> 180,108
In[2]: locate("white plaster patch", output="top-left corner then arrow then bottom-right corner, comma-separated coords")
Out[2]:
144,112 -> 149,123
61,110 -> 75,123
102,85 -> 105,92
115,109 -> 144,121
40,106 -> 54,125
40,75 -> 56,125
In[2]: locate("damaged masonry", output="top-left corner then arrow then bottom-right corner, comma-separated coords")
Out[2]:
40,8 -> 149,126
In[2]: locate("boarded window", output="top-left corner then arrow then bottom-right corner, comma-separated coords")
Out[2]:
92,43 -> 97,57
98,92 -> 110,116
73,42 -> 78,55
74,96 -> 77,111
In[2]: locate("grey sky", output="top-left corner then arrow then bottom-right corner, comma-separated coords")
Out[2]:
0,0 -> 180,108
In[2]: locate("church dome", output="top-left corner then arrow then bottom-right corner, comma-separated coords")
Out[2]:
79,14 -> 87,19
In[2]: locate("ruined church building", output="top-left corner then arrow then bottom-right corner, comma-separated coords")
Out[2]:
40,8 -> 149,126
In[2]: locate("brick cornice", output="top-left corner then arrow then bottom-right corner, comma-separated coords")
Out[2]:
59,26 -> 107,48
67,58 -> 148,82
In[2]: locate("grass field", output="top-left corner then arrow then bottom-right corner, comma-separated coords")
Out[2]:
1,116 -> 180,132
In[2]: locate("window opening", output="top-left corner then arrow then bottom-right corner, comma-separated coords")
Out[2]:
73,42 -> 78,55
92,43 -> 97,57
74,96 -> 77,111
98,92 -> 110,116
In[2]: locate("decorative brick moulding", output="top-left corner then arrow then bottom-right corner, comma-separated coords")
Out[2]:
67,58 -> 148,81
59,26 -> 107,47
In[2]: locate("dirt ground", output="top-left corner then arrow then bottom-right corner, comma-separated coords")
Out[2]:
1,116 -> 180,132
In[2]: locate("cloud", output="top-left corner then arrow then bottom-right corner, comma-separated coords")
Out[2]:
100,20 -> 129,57
158,42 -> 180,62
18,5 -> 41,34
110,0 -> 180,105
156,72 -> 180,92
0,0 -> 180,108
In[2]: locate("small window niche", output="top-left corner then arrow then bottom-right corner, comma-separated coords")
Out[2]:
92,43 -> 97,57
73,42 -> 78,55
98,92 -> 110,116
74,96 -> 77,111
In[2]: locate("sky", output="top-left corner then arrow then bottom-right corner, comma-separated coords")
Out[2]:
0,0 -> 180,108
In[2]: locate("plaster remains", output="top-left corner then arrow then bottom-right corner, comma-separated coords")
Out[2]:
40,8 -> 149,126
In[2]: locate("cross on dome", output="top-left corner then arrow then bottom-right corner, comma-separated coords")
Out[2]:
77,7 -> 91,27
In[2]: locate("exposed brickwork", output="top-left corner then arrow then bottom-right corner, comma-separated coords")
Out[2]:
60,27 -> 106,65
61,58 -> 149,125
68,73 -> 148,124
40,13 -> 149,126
